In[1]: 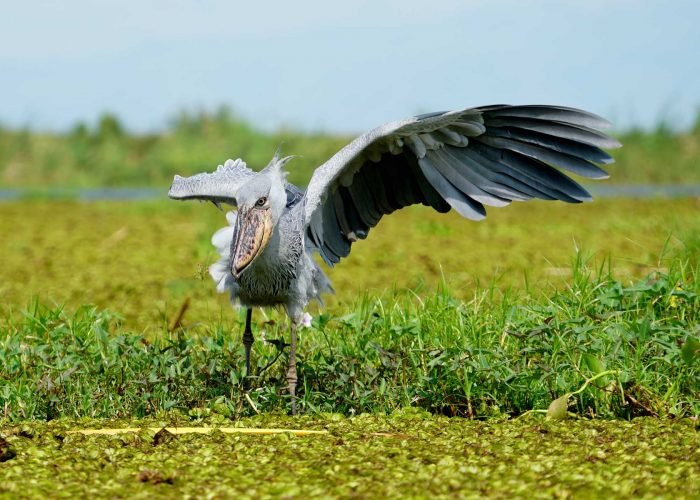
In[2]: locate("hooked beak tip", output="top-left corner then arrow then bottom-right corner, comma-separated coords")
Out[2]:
231,266 -> 242,279
232,259 -> 254,279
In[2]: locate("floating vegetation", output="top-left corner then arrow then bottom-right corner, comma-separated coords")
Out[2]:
1,413 -> 699,497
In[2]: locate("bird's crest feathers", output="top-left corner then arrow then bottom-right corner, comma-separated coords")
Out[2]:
262,146 -> 297,183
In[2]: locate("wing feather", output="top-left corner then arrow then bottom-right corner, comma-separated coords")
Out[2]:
443,147 -> 533,201
338,187 -> 369,240
321,199 -> 350,263
363,165 -> 395,215
483,117 -> 621,149
467,143 -> 592,202
482,105 -> 612,129
304,105 -> 619,264
348,172 -> 383,227
431,147 -> 511,207
406,154 -> 451,212
475,135 -> 610,179
168,158 -> 256,205
418,155 -> 486,220
485,127 -> 615,165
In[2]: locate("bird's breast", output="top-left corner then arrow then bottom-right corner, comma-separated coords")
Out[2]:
236,262 -> 296,306
234,223 -> 304,306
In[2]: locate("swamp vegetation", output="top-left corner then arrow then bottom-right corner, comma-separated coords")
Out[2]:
1,413 -> 698,497
0,112 -> 699,496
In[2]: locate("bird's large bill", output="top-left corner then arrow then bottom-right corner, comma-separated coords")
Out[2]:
231,208 -> 273,278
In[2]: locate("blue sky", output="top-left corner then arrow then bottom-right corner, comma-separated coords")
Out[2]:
2,1 -> 699,133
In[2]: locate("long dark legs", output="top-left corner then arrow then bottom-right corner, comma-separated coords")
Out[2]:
286,321 -> 298,415
242,308 -> 254,389
241,306 -> 298,414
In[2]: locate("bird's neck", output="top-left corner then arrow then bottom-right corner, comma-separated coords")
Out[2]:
252,208 -> 303,274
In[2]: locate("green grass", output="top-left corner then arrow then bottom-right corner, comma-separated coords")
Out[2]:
0,108 -> 349,189
1,250 -> 698,421
2,107 -> 700,188
0,197 -> 698,421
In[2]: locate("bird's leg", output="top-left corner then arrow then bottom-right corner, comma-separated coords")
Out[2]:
287,320 -> 298,415
242,308 -> 254,390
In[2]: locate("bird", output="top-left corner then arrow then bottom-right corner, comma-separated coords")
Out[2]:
168,104 -> 621,414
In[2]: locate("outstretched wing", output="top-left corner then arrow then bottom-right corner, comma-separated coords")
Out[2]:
168,158 -> 256,206
304,105 -> 621,265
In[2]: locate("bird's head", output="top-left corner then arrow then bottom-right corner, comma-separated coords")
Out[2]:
167,150 -> 295,278
230,152 -> 294,278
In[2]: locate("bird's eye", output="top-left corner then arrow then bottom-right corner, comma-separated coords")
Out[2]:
256,197 -> 267,207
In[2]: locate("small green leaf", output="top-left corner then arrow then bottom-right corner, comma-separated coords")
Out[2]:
681,338 -> 700,365
582,354 -> 604,374
582,354 -> 609,388
547,394 -> 570,420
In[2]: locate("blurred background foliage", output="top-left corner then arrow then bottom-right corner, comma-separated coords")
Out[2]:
1,106 -> 699,188
0,107 -> 347,188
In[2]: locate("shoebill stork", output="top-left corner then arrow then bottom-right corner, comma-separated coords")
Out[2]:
168,104 -> 620,414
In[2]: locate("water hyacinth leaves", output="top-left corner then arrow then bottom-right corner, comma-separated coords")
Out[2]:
2,416 -> 700,497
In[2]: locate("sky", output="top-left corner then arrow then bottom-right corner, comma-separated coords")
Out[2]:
2,0 -> 699,134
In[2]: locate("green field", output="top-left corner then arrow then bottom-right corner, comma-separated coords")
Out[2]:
1,115 -> 700,496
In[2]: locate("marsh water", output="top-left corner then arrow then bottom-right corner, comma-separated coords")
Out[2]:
1,184 -> 700,201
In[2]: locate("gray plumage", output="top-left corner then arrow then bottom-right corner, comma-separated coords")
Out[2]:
168,104 -> 621,414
